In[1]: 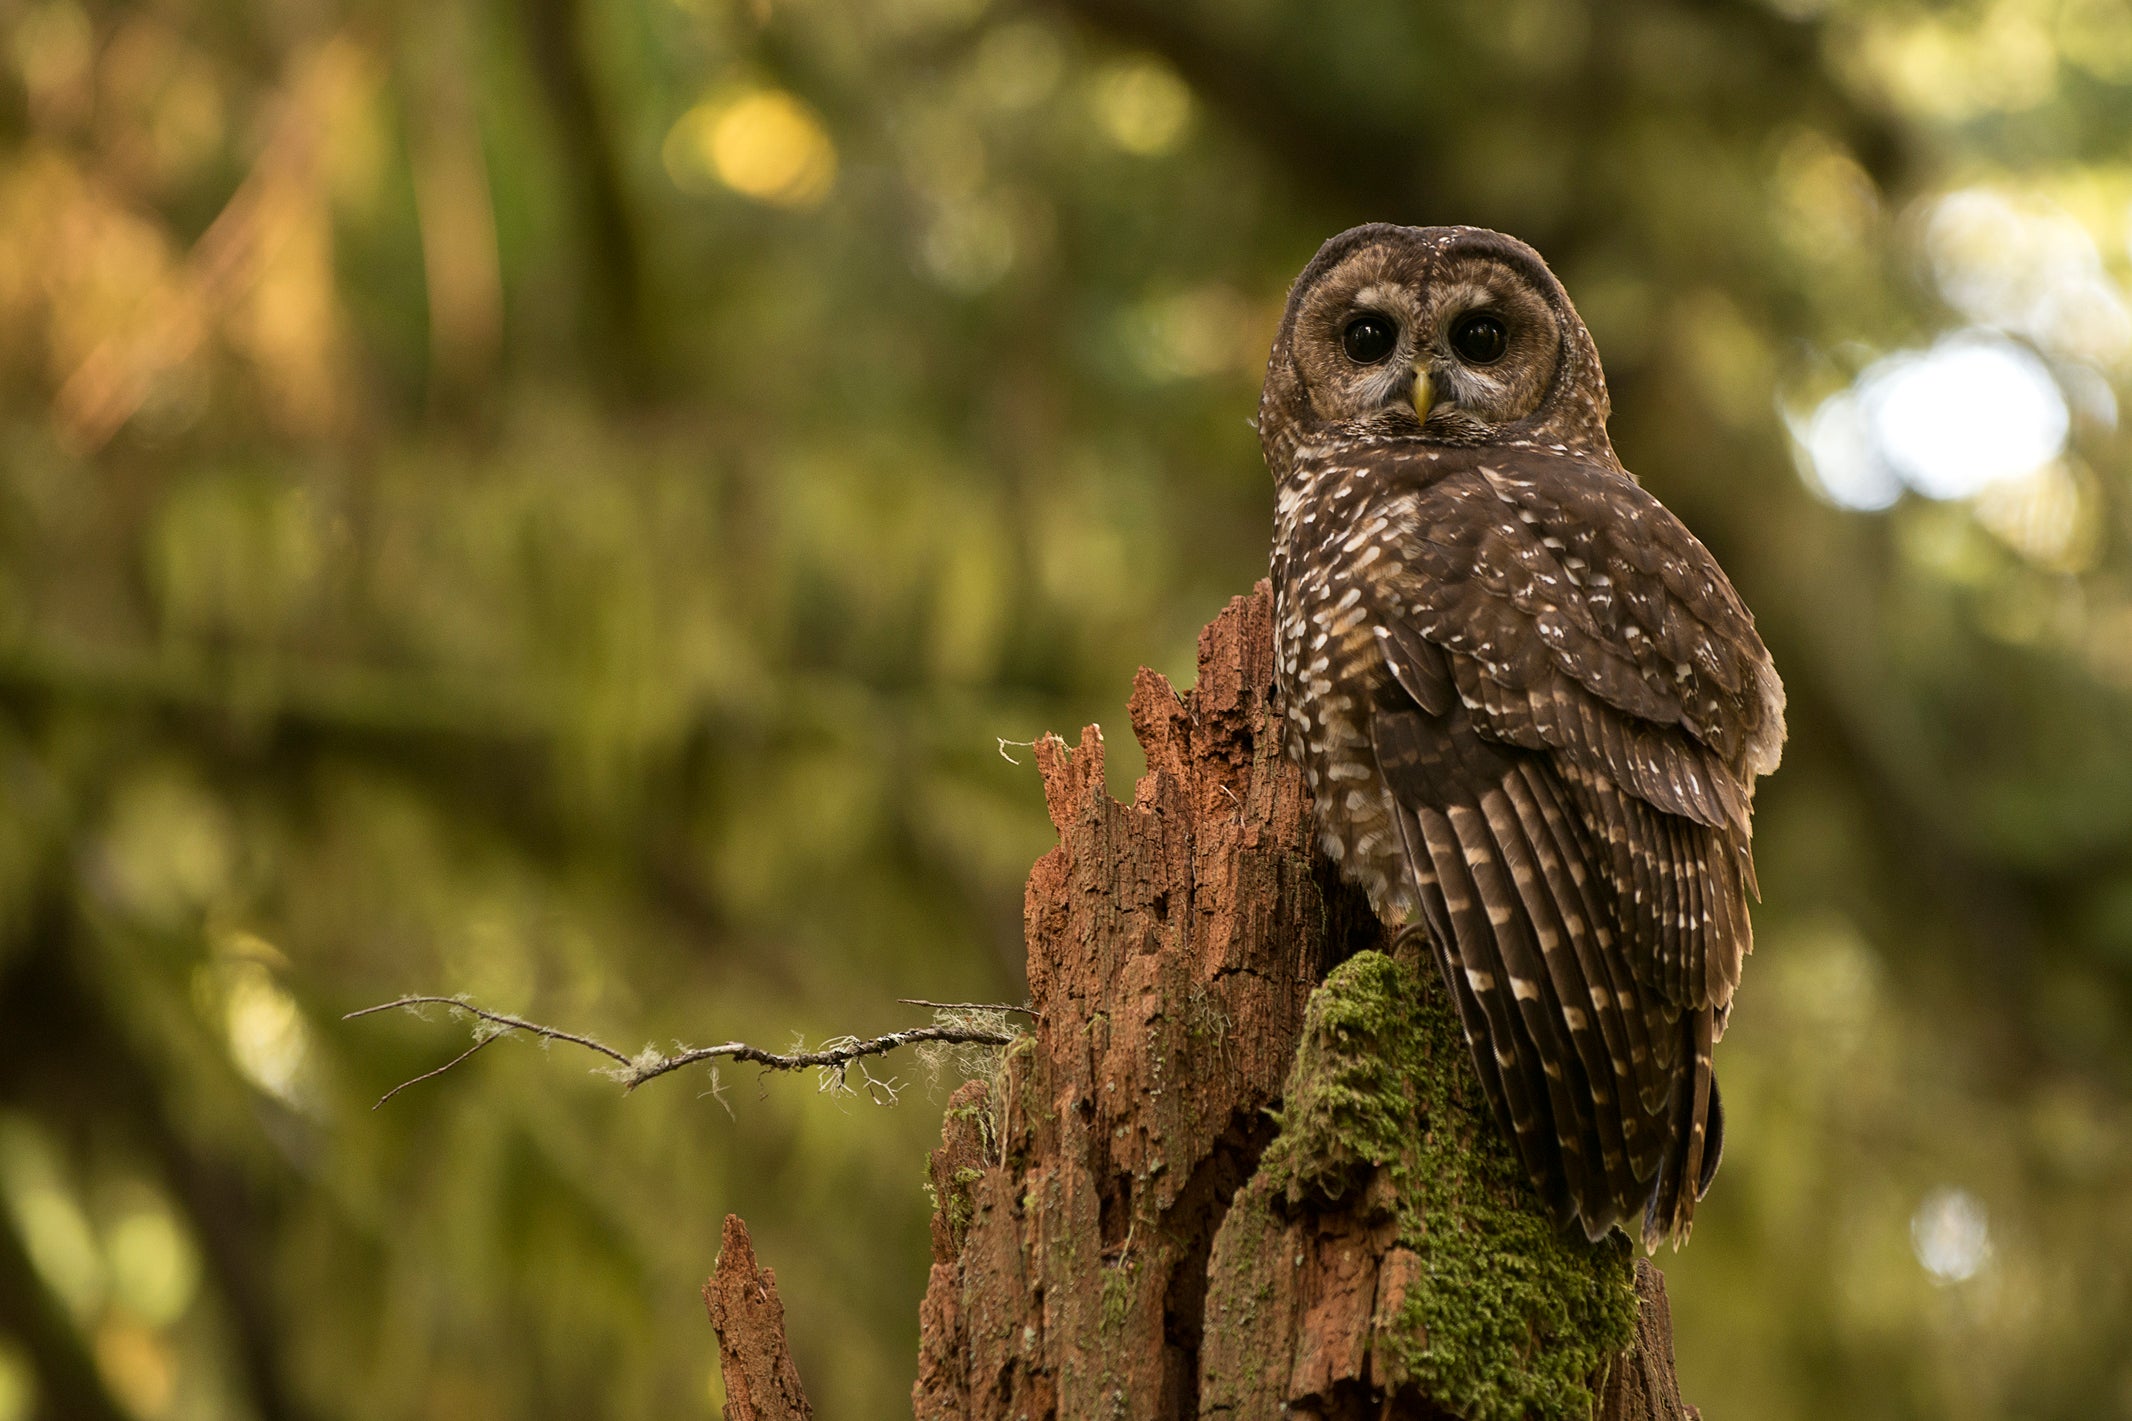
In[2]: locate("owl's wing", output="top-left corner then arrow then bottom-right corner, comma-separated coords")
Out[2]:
1358,448 -> 1777,1245
1459,455 -> 1787,785
1380,453 -> 1782,1012
1369,638 -> 1720,1247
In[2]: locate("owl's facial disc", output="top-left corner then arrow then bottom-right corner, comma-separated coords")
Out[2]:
1280,233 -> 1581,445
1261,224 -> 1616,469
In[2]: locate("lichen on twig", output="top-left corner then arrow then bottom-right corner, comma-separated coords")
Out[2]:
344,994 -> 1024,1110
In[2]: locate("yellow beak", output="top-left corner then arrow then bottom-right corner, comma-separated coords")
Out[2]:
1410,367 -> 1435,421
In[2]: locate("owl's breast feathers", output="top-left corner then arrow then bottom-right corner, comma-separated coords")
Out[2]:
1273,434 -> 1786,1249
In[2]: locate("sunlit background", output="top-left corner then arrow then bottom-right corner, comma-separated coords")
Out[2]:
0,0 -> 2127,1417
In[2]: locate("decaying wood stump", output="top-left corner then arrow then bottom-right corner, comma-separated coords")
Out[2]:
704,1216 -> 812,1421
709,585 -> 1699,1420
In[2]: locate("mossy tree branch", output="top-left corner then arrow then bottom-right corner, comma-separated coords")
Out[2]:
345,995 -> 1018,1108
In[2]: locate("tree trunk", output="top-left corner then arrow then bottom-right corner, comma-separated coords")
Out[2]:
709,584 -> 1699,1421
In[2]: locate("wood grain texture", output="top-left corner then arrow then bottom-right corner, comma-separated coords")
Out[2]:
906,584 -> 1701,1420
704,1215 -> 812,1421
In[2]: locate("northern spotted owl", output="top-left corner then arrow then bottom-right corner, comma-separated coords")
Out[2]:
1264,224 -> 1786,1249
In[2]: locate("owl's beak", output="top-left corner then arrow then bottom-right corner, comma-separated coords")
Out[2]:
1409,366 -> 1436,422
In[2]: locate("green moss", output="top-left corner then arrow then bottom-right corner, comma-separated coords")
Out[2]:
1261,951 -> 1422,1206
947,1166 -> 985,1235
946,1092 -> 999,1166
1262,951 -> 1638,1421
927,1159 -> 988,1249
1100,1256 -> 1137,1331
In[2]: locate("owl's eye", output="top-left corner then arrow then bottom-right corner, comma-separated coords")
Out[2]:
1450,313 -> 1508,364
1341,315 -> 1398,365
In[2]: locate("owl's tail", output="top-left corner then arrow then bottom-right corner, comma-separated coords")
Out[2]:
1645,1008 -> 1724,1250
1370,702 -> 1737,1250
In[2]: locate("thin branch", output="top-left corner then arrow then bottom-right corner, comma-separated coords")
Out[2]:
367,1033 -> 497,1110
345,995 -> 635,1064
345,994 -> 1020,1107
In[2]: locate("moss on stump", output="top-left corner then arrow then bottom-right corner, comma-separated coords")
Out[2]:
1201,950 -> 1638,1420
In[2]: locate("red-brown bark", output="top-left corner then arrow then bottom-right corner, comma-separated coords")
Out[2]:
906,586 -> 1371,1417
704,1215 -> 811,1421
709,585 -> 1697,1420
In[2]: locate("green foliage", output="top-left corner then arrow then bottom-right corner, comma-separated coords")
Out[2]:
0,0 -> 2126,1416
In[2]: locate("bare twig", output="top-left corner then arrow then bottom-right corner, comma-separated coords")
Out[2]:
368,1033 -> 498,1110
344,994 -> 1020,1109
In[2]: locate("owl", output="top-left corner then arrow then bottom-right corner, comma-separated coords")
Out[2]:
1262,224 -> 1786,1249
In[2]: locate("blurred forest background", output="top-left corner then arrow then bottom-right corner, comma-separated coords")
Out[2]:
0,0 -> 2128,1416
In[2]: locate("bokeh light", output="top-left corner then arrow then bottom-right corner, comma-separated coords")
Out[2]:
917,196 -> 1018,293
664,89 -> 838,209
1118,285 -> 1266,383
0,1120 -> 103,1319
106,1194 -> 201,1328
220,954 -> 317,1108
1926,189 -> 2132,368
1910,1187 -> 1993,1285
1087,56 -> 1192,156
1869,335 -> 2067,500
1971,458 -> 2095,572
1795,332 -> 2069,508
971,21 -> 1065,111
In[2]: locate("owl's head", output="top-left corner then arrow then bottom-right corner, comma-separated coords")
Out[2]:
1258,224 -> 1613,470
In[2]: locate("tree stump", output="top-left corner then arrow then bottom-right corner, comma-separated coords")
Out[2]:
710,585 -> 1699,1420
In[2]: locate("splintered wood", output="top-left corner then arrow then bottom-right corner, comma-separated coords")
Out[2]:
711,585 -> 1697,1420
705,1215 -> 812,1421
914,585 -> 1370,1417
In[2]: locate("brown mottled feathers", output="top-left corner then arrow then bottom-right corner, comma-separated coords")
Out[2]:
1319,443 -> 1760,1246
1263,224 -> 1783,1250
